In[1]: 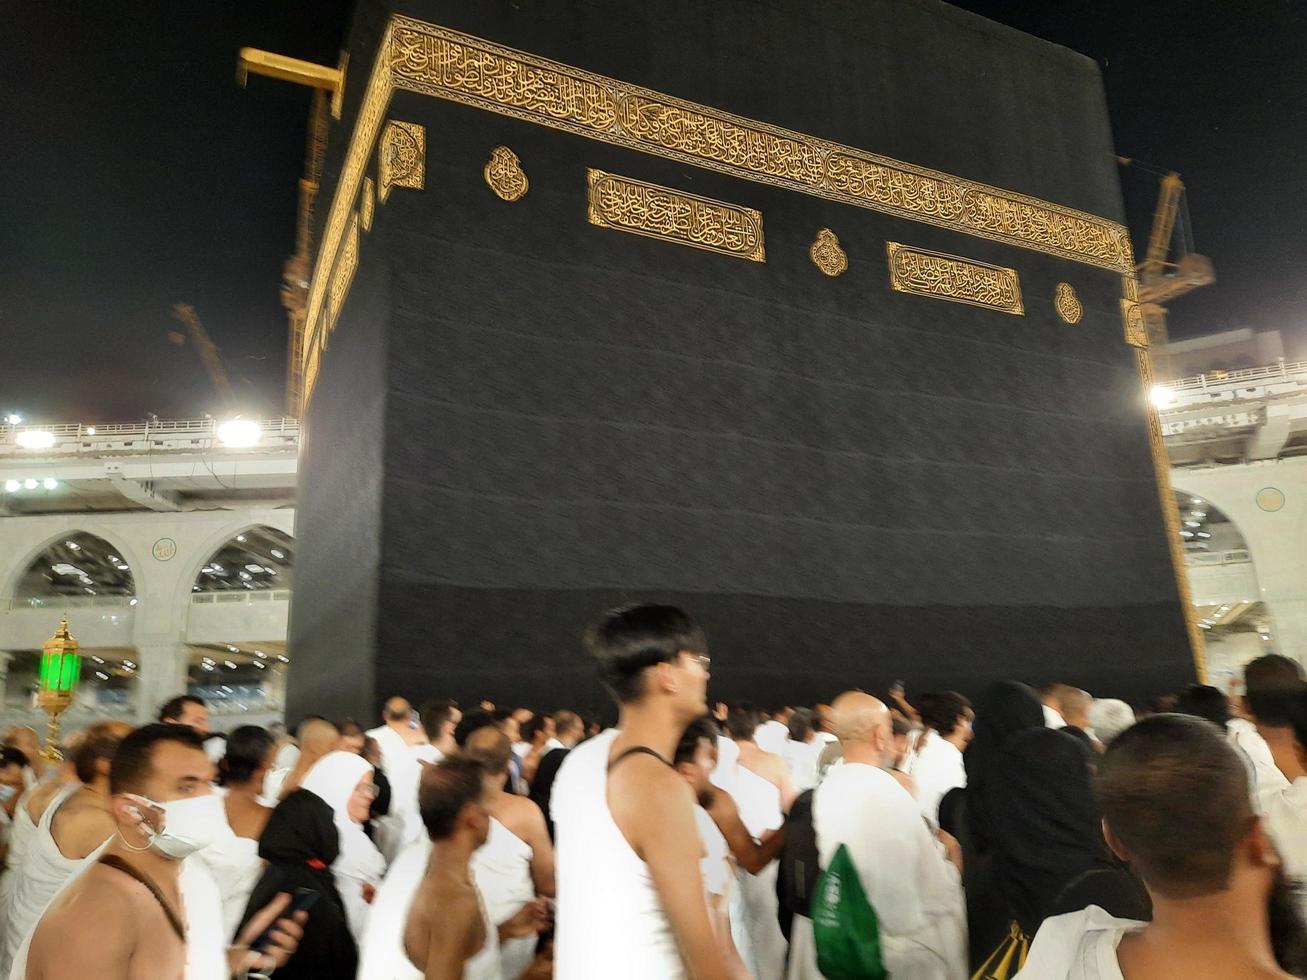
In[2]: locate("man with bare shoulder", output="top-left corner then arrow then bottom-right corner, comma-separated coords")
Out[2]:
20,724 -> 303,980
404,755 -> 504,980
551,604 -> 746,980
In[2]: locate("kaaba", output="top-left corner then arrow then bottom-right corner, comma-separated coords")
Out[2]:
286,0 -> 1202,721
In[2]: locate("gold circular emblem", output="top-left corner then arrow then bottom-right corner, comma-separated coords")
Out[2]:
484,146 -> 529,202
809,228 -> 848,277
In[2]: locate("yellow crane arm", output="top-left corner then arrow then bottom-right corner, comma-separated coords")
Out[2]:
170,303 -> 235,408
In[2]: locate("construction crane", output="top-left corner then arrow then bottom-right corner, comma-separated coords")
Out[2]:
1120,160 -> 1216,377
169,303 -> 235,412
237,48 -> 346,418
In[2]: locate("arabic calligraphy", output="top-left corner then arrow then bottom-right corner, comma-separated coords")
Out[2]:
1054,282 -> 1083,324
484,146 -> 529,201
586,170 -> 765,262
384,15 -> 1132,272
886,242 -> 1023,314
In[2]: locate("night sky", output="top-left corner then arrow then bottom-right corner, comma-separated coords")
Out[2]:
3,1 -> 1304,422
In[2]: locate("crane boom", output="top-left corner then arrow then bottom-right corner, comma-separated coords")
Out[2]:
170,303 -> 235,409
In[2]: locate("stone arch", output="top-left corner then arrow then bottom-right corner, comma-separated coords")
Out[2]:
1,526 -> 144,603
176,517 -> 296,606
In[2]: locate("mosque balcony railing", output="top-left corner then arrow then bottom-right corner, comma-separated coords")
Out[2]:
1161,360 -> 1307,396
0,417 -> 300,457
1184,549 -> 1252,567
9,595 -> 138,610
190,589 -> 292,604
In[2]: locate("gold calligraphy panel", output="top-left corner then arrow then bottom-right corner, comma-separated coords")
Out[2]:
379,120 -> 425,202
586,170 -> 765,262
386,15 -> 1132,274
327,213 -> 360,337
886,242 -> 1023,315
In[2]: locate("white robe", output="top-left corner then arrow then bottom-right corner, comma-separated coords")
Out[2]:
356,839 -> 429,980
798,762 -> 967,980
910,732 -> 966,826
717,763 -> 787,980
781,738 -> 823,793
1014,905 -> 1144,979
191,794 -> 263,943
472,817 -> 537,979
0,784 -> 106,976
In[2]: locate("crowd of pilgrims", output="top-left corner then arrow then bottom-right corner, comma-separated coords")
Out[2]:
0,604 -> 1306,978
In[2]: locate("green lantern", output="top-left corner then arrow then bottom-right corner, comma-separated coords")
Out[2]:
37,618 -> 81,761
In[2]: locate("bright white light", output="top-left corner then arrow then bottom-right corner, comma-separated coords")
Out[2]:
275,655 -> 289,663
95,671 -> 109,681
270,549 -> 285,559
91,656 -> 104,664
85,426 -> 96,435
239,571 -> 252,580
244,564 -> 263,573
23,479 -> 38,490
1191,497 -> 1205,506
3,480 -> 18,493
116,563 -> 128,570
129,598 -> 138,606
84,588 -> 95,595
227,645 -> 239,653
15,430 -> 56,450
1191,511 -> 1207,518
66,541 -> 79,550
1196,532 -> 1211,539
216,419 -> 261,448
224,660 -> 237,669
4,414 -> 22,425
42,478 -> 58,490
1184,520 -> 1201,528
253,660 -> 266,669
1180,530 -> 1194,538
236,535 -> 246,543
254,650 -> 267,658
1150,386 -> 1176,409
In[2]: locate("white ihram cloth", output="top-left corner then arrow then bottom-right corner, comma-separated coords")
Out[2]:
1044,705 -> 1068,729
722,764 -> 787,980
366,724 -> 413,775
356,835 -> 504,980
755,720 -> 790,756
781,738 -> 823,793
378,743 -> 444,864
1014,905 -> 1145,979
552,728 -> 686,979
472,817 -> 537,979
798,762 -> 966,980
695,806 -> 734,902
191,791 -> 263,942
0,790 -> 40,923
301,751 -> 386,943
357,838 -> 430,980
0,784 -> 109,976
5,850 -> 228,980
910,732 -> 966,826
1228,718 -> 1287,795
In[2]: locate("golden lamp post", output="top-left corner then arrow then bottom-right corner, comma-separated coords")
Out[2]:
37,618 -> 82,762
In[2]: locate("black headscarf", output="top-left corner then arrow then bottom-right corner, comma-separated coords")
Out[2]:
964,681 -> 1046,850
991,726 -> 1115,933
238,789 -> 358,979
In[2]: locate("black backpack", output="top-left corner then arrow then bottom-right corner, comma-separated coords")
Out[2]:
775,788 -> 821,941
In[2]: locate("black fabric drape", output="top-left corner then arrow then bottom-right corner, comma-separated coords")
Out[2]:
238,789 -> 358,980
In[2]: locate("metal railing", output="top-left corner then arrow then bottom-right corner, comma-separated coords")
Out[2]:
9,595 -> 137,610
0,417 -> 300,454
1162,360 -> 1307,394
191,590 -> 292,604
1186,549 -> 1253,567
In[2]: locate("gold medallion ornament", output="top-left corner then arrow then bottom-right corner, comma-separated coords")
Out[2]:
360,177 -> 376,232
587,169 -> 765,262
809,229 -> 848,277
1054,282 -> 1083,324
379,120 -> 425,203
886,242 -> 1023,315
484,146 -> 529,201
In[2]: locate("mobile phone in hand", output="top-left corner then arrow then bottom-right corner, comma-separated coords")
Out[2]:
251,888 -> 320,952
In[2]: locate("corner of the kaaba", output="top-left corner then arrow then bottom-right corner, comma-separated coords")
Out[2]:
288,0 -> 1197,722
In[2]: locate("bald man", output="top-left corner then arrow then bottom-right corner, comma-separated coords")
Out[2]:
262,717 -> 340,804
789,692 -> 966,980
367,697 -> 427,775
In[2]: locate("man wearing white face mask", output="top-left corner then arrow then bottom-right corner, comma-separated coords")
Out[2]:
15,724 -> 304,980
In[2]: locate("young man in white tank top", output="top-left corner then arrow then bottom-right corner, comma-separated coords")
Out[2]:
552,603 -> 747,980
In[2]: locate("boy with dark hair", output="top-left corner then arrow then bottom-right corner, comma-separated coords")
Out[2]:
553,604 -> 739,979
158,694 -> 209,735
